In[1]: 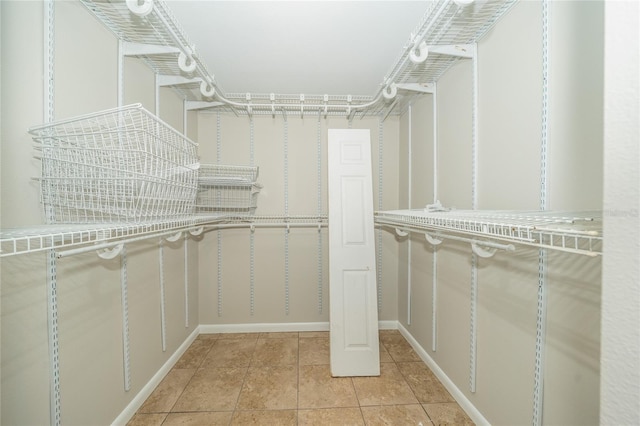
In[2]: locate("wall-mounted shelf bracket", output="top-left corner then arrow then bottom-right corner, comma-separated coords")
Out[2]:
270,93 -> 276,118
428,43 -> 475,59
121,41 -> 180,57
186,101 -> 224,111
382,99 -> 399,123
156,75 -> 201,87
246,93 -> 253,118
395,83 -> 436,94
323,94 -> 329,119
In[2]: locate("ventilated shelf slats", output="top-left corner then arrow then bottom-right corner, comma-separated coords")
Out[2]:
375,209 -> 602,256
29,103 -> 200,224
196,165 -> 262,215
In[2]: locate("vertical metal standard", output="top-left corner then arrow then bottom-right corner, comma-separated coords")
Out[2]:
432,86 -> 438,352
44,2 -> 61,424
250,228 -> 256,316
117,39 -> 123,108
46,249 -> 61,426
155,73 -> 160,116
216,112 -> 223,317
283,114 -> 290,315
249,117 -> 256,316
183,99 -> 188,135
377,117 -> 384,313
120,246 -> 131,391
533,1 -> 550,424
317,113 -> 323,314
158,240 -> 167,351
469,43 -> 479,394
407,105 -> 413,325
184,234 -> 189,328
217,231 -> 223,317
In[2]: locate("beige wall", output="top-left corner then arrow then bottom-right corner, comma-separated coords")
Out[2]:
1,1 -> 199,424
197,114 -> 400,326
1,0 -> 606,425
397,1 -> 603,424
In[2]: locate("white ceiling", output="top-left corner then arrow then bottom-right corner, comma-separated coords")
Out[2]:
165,1 -> 431,97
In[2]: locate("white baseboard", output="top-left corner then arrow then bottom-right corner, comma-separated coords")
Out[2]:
199,320 -> 398,334
111,328 -> 200,426
397,323 -> 490,426
199,322 -> 329,334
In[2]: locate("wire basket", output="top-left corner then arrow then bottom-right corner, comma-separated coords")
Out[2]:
196,164 -> 262,215
29,104 -> 200,223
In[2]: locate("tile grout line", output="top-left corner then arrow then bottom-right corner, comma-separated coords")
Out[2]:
130,331 -> 467,425
297,334 -> 300,425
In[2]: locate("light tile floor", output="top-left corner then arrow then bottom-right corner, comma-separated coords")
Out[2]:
127,330 -> 475,425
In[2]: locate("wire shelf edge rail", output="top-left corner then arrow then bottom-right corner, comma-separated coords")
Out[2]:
0,215 -> 329,258
374,209 -> 603,257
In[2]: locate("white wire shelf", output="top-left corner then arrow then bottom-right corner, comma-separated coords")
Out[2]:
79,0 -> 517,117
0,216 -> 211,258
29,104 -> 200,224
81,0 -> 218,100
375,209 -> 602,257
380,0 -> 517,116
196,164 -> 262,215
0,215 -> 328,258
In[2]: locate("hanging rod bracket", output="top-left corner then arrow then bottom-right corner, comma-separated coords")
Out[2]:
189,226 -> 204,236
425,232 -> 443,245
126,0 -> 154,17
472,242 -> 498,258
96,243 -> 124,260
165,232 -> 182,242
395,228 -> 409,237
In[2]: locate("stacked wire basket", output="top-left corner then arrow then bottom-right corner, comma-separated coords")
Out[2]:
29,104 -> 200,223
196,164 -> 262,215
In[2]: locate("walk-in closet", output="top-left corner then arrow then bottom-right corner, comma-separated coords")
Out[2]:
1,0 -> 638,425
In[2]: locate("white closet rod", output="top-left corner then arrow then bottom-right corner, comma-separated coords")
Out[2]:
53,220 -> 328,258
125,0 -> 385,114
56,229 -> 190,258
206,222 -> 328,231
213,93 -> 386,116
382,223 -> 516,255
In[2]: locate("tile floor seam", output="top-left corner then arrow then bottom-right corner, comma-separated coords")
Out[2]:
129,332 -> 474,425
397,360 -> 426,406
297,335 -> 301,415
196,338 -> 217,369
165,368 -> 198,415
230,337 -> 257,422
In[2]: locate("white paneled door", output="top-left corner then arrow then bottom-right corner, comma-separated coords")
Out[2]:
328,129 -> 380,377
